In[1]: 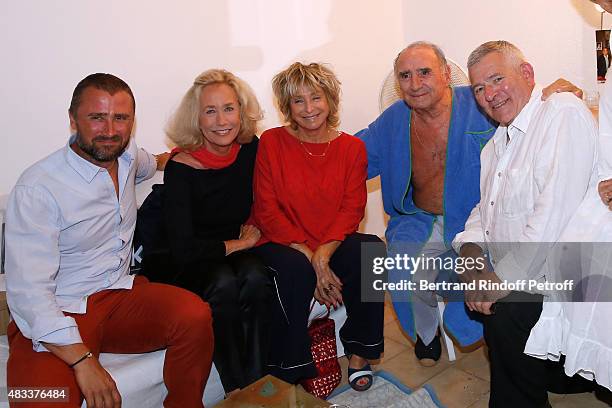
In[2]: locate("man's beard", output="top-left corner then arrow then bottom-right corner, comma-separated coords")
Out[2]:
75,133 -> 129,162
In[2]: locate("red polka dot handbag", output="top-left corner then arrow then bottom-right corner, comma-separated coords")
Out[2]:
300,302 -> 342,399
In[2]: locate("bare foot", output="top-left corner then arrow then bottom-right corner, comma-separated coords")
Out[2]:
348,354 -> 367,369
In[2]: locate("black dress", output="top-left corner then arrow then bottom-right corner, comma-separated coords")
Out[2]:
151,138 -> 273,392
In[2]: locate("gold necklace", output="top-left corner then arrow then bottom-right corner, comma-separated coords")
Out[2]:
297,129 -> 338,157
411,116 -> 445,161
299,140 -> 331,157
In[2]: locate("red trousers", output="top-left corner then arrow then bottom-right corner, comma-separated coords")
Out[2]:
7,276 -> 214,407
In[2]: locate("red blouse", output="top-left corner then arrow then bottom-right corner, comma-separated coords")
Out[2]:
252,126 -> 367,250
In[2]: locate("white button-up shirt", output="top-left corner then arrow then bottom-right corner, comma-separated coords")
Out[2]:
525,79 -> 612,389
453,87 -> 597,287
5,137 -> 156,351
599,80 -> 612,182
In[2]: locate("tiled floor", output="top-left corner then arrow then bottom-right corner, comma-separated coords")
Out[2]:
335,298 -> 612,407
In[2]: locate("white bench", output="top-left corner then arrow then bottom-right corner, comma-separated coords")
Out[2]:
0,306 -> 346,407
0,189 -> 348,407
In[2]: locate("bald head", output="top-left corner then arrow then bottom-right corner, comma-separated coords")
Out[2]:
394,41 -> 448,76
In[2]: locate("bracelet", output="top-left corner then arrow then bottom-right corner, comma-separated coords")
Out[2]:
69,351 -> 93,368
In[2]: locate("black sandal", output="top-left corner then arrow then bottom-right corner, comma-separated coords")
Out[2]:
347,356 -> 373,391
415,334 -> 441,367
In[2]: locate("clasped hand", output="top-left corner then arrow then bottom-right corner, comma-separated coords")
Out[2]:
598,179 -> 612,210
312,250 -> 344,309
458,243 -> 509,315
290,242 -> 343,309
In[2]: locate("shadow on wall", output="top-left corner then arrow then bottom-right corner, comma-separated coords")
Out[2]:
148,1 -> 265,149
570,0 -> 605,27
293,0 -> 401,132
1,1 -> 269,194
277,0 -> 403,235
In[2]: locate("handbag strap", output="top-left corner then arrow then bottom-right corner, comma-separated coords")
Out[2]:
310,299 -> 331,319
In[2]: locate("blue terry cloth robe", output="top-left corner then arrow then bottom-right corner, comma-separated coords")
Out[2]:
356,86 -> 496,346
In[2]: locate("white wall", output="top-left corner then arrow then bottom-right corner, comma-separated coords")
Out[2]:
0,0 -> 404,235
0,0 -> 609,237
401,0 -> 603,92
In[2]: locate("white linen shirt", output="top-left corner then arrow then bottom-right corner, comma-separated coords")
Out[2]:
453,87 -> 597,287
599,80 -> 612,182
525,80 -> 612,389
5,136 -> 156,351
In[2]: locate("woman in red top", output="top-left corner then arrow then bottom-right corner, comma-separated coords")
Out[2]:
251,62 -> 385,391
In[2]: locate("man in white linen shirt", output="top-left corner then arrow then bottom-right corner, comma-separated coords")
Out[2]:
521,0 -> 612,394
595,0 -> 612,205
5,73 -> 214,408
452,41 -> 598,407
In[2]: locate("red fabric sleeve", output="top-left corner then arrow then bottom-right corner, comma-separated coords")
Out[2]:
319,141 -> 368,244
252,134 -> 306,245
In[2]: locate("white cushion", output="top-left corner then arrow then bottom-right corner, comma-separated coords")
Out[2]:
0,304 -> 346,407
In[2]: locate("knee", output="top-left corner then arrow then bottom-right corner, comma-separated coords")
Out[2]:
274,265 -> 316,305
173,291 -> 214,337
347,232 -> 383,244
342,233 -> 385,255
241,267 -> 274,302
190,297 -> 213,326
203,265 -> 240,306
265,246 -> 316,284
176,290 -> 213,325
235,255 -> 273,290
359,233 -> 384,244
278,262 -> 316,291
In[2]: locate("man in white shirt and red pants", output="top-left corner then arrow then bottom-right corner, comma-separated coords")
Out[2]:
453,41 -> 598,407
5,73 -> 214,408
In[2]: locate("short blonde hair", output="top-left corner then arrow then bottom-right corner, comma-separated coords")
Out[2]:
166,69 -> 263,149
272,62 -> 341,130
